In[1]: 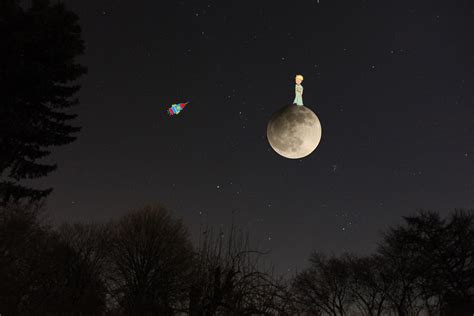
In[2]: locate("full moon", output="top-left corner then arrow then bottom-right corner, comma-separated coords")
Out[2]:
266,105 -> 322,159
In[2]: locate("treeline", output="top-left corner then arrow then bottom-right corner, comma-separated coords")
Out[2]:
1,202 -> 473,315
1,2 -> 473,314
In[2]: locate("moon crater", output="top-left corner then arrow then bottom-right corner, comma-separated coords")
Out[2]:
267,105 -> 322,159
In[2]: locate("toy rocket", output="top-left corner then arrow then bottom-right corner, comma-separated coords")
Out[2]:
167,102 -> 189,116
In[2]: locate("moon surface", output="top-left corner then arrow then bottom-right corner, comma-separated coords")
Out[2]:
267,105 -> 322,159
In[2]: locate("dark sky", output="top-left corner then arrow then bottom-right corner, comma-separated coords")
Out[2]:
35,0 -> 474,274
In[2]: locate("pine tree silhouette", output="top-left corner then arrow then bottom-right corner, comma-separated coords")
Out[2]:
0,0 -> 87,203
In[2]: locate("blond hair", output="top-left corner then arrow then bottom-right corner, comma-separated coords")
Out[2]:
295,74 -> 304,81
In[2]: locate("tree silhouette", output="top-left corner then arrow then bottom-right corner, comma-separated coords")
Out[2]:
0,0 -> 86,203
188,225 -> 285,316
377,222 -> 426,315
346,255 -> 389,316
56,222 -> 110,314
293,252 -> 353,316
2,200 -> 474,315
106,204 -> 194,315
0,200 -> 46,313
0,201 -> 106,314
441,210 -> 474,315
381,209 -> 474,315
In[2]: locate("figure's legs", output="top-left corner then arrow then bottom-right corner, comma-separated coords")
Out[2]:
296,98 -> 304,106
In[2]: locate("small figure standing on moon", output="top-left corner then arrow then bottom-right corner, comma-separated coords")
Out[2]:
293,74 -> 304,106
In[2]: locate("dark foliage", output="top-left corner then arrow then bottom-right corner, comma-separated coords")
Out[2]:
0,0 -> 86,203
0,201 -> 106,314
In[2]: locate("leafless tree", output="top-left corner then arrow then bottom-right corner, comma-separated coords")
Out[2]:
346,254 -> 389,316
377,226 -> 426,316
106,204 -> 194,315
383,209 -> 474,315
292,252 -> 353,316
57,222 -> 111,312
188,224 -> 287,315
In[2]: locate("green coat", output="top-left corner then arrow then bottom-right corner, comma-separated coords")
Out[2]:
294,84 -> 303,105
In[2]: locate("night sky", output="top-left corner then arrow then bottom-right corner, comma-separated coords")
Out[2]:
35,0 -> 474,274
